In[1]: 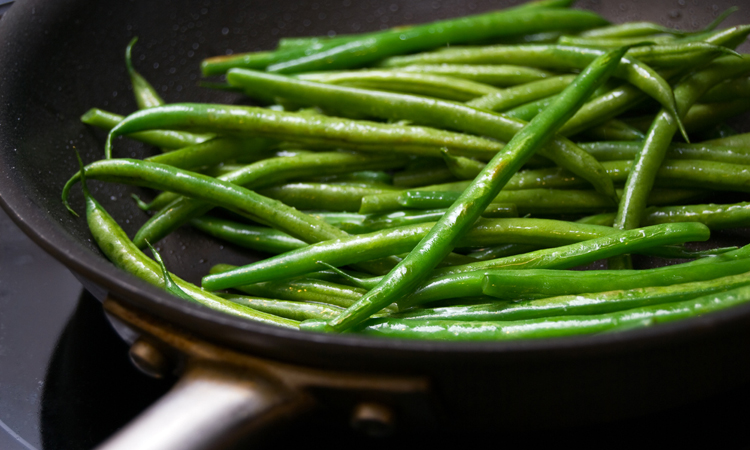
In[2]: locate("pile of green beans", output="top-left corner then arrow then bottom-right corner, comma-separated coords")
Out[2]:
67,1 -> 750,341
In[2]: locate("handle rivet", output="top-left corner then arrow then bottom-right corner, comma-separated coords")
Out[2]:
129,338 -> 170,379
350,402 -> 395,437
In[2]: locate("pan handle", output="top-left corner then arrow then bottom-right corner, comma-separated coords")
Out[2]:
95,362 -> 310,450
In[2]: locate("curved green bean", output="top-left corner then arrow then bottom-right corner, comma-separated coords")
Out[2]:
267,9 -> 608,73
77,158 -> 298,329
104,103 -> 509,161
227,69 -> 617,201
354,283 -> 750,340
81,108 -> 208,150
125,37 -> 165,109
133,152 -> 406,247
297,70 -> 502,101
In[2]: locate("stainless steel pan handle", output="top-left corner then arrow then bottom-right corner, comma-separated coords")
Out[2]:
96,362 -> 308,450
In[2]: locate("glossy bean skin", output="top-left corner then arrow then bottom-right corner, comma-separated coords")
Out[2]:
189,216 -> 306,254
579,22 -> 690,39
378,43 -> 683,135
467,75 -> 576,111
576,119 -> 645,141
64,159 -> 350,245
227,69 -> 616,201
203,218 -> 705,291
298,70 -> 502,102
132,152 -> 406,247
104,103 -> 508,161
579,141 -> 750,166
390,64 -> 554,86
614,56 -> 750,239
144,137 -> 276,171
266,9 -> 608,73
355,284 -> 750,341
699,76 -> 750,103
260,182 -> 398,212
301,48 -> 638,332
220,294 -> 344,321
682,99 -> 750,134
443,158 -> 750,193
558,34 -> 676,48
210,264 -> 369,309
125,37 -> 165,109
359,188 -> 705,215
482,256 -> 750,301
78,165 -> 299,329
557,26 -> 750,137
81,108 -> 208,150
397,270 -> 750,322
316,204 -> 517,234
641,203 -> 750,230
393,222 -> 710,308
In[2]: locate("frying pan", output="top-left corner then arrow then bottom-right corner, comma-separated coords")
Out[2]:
3,0 -> 750,448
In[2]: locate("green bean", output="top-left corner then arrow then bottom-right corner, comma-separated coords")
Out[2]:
467,75 -> 576,111
133,152 -> 405,248
355,283 -> 750,340
579,24 -> 690,39
189,216 -> 306,254
443,157 -> 750,193
683,99 -> 750,133
267,9 -> 608,73
145,241 -> 195,302
125,37 -> 165,109
614,55 -> 750,238
258,182 -> 397,212
392,161 -> 456,188
578,8 -> 735,39
342,239 -> 750,292
220,294 -> 345,321
360,188 -> 705,216
558,35 -> 677,48
379,43 -> 688,138
556,26 -> 750,137
293,47 -> 637,332
81,108 -> 208,150
482,256 -> 750,301
397,269 -> 750,322
703,132 -> 750,147
297,70 -> 502,102
206,215 -> 698,291
642,202 -> 750,230
576,119 -> 645,141
503,96 -> 553,121
315,203 -> 517,234
580,202 -> 750,231
389,64 -> 555,86
227,69 -> 617,201
441,151 -> 487,180
465,244 -> 539,261
75,156 -> 298,329
699,76 -> 750,103
64,159 -> 353,246
695,123 -> 740,141
143,136 -> 276,171
579,141 -> 750,165
200,1 -> 587,75
210,264 -> 370,309
104,103 -> 510,161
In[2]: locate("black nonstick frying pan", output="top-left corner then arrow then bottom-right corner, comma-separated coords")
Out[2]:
2,0 -> 750,449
